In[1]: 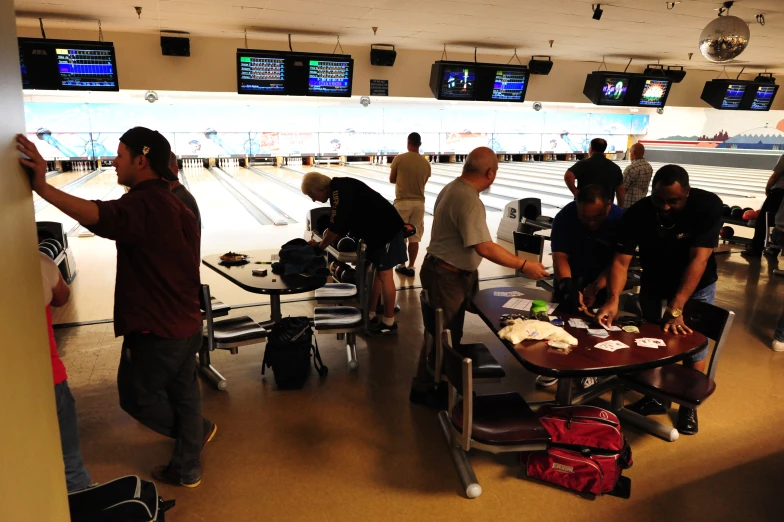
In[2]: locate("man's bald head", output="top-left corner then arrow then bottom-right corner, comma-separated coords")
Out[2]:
630,143 -> 645,160
461,147 -> 498,191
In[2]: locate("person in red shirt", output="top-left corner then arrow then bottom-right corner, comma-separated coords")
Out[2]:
18,129 -> 215,488
40,252 -> 92,492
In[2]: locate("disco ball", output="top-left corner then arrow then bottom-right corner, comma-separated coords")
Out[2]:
699,15 -> 750,62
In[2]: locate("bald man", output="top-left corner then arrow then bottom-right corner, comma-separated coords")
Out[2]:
410,147 -> 549,407
621,143 -> 653,210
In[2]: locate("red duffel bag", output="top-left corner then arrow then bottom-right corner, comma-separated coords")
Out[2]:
523,405 -> 633,498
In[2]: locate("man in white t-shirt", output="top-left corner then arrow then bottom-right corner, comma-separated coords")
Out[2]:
40,252 -> 92,491
390,132 -> 431,277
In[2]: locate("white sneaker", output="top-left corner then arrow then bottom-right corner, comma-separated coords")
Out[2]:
535,375 -> 558,387
772,340 -> 784,352
580,377 -> 598,389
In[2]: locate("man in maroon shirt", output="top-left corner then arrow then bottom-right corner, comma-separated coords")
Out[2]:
17,128 -> 215,488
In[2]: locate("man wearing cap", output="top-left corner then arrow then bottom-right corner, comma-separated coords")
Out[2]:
17,128 -> 215,488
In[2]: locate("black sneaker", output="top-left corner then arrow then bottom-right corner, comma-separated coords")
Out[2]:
741,249 -> 762,258
152,465 -> 201,488
395,265 -> 416,277
202,420 -> 217,449
626,396 -> 667,416
368,319 -> 398,336
677,407 -> 698,435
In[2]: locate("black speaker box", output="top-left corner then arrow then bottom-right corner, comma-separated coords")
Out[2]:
161,36 -> 190,57
529,57 -> 553,75
370,45 -> 396,67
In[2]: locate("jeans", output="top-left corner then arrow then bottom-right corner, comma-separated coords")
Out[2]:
118,330 -> 208,478
55,381 -> 92,492
775,311 -> 784,343
413,256 -> 479,389
638,282 -> 717,363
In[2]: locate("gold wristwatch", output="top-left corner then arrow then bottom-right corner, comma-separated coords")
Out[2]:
665,306 -> 683,318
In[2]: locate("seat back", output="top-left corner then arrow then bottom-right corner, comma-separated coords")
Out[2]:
200,284 -> 215,351
441,330 -> 473,450
420,290 -> 445,382
683,300 -> 735,381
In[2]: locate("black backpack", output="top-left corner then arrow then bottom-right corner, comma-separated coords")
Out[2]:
69,476 -> 175,522
262,316 -> 328,389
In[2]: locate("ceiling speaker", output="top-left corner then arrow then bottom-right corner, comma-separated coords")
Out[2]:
161,36 -> 190,57
370,44 -> 396,67
529,56 -> 553,75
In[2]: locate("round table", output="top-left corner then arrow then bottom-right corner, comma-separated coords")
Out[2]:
203,250 -> 327,323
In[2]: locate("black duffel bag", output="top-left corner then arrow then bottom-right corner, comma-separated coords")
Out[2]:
69,476 -> 175,522
262,316 -> 328,389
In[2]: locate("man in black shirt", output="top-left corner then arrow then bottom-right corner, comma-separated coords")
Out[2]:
565,138 -> 625,207
301,172 -> 406,335
596,164 -> 722,435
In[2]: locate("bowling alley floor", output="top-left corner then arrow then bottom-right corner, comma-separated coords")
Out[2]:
54,249 -> 784,522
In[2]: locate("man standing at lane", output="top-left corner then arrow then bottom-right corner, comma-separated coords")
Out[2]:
743,152 -> 784,258
536,184 -> 624,388
301,172 -> 407,335
565,138 -> 626,207
410,147 -> 549,406
390,132 -> 431,277
18,128 -> 215,488
596,165 -> 723,436
621,143 -> 654,210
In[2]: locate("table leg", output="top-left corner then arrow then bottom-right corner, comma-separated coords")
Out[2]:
270,295 -> 282,323
594,397 -> 680,442
555,378 -> 573,405
196,350 -> 227,391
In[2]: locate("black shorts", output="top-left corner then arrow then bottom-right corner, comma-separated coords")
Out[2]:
368,231 -> 408,271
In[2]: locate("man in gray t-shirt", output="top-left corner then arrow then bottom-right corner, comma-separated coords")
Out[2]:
745,153 -> 784,256
410,147 -> 549,407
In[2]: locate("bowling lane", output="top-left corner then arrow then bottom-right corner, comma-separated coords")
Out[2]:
34,169 -> 125,235
33,170 -> 94,203
182,167 -> 264,230
217,166 -> 324,224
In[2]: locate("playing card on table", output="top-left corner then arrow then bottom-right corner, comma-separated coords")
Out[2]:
594,341 -> 619,351
635,338 -> 665,348
494,291 -> 525,297
601,324 -> 622,332
587,328 -> 609,338
622,326 -> 640,333
568,318 -> 589,329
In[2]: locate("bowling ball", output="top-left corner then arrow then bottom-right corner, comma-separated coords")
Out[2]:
329,261 -> 340,277
742,209 -> 756,221
341,267 -> 356,285
730,207 -> 744,220
38,245 -> 56,259
722,204 -> 731,217
315,215 -> 331,236
41,239 -> 62,255
719,226 -> 735,239
337,237 -> 357,253
334,266 -> 345,281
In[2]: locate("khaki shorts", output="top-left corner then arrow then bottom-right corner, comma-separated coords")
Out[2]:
394,200 -> 425,242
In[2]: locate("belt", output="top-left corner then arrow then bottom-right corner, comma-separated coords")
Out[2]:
425,254 -> 473,276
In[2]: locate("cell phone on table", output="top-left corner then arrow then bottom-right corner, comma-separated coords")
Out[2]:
252,268 -> 267,277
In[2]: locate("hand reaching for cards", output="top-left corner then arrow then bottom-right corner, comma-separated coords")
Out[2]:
663,315 -> 693,335
16,134 -> 48,193
595,300 -> 619,328
522,261 -> 549,280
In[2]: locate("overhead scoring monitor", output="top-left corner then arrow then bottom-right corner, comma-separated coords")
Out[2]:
236,49 -> 353,97
308,58 -> 352,96
237,52 -> 286,94
635,78 -> 672,107
490,67 -> 529,101
19,38 -> 119,91
747,84 -> 779,111
429,61 -> 529,102
440,65 -> 477,99
582,72 -> 631,106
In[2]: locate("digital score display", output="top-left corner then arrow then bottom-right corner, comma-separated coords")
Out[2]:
55,47 -> 117,89
238,55 -> 286,94
308,60 -> 351,95
491,69 -> 528,101
440,66 -> 476,99
638,79 -> 671,107
721,84 -> 746,109
600,76 -> 629,105
749,85 -> 778,111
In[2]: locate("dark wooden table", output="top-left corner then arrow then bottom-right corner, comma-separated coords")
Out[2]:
203,249 -> 327,323
472,286 -> 708,408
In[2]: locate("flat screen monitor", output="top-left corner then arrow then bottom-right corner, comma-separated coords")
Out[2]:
439,65 -> 477,99
19,38 -> 119,91
721,84 -> 746,109
489,68 -> 529,101
636,78 -> 671,107
747,84 -> 778,111
600,76 -> 629,105
237,52 -> 286,94
307,58 -> 352,96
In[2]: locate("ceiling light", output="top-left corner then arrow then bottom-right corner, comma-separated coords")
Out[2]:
592,4 -> 603,20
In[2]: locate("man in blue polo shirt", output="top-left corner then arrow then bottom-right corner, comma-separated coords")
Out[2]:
536,184 -> 623,387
